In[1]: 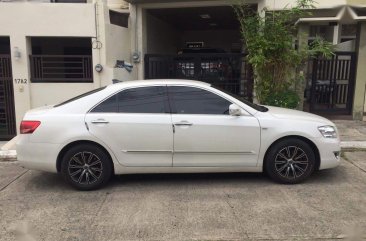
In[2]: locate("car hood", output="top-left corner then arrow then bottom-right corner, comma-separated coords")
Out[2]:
265,106 -> 334,125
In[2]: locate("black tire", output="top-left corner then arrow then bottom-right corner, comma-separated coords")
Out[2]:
61,144 -> 112,191
265,138 -> 316,184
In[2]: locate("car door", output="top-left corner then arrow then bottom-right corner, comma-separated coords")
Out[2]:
85,85 -> 173,167
168,85 -> 260,167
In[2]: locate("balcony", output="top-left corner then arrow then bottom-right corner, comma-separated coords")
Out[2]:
29,55 -> 93,83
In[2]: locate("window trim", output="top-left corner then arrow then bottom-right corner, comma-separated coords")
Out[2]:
89,85 -> 171,114
166,84 -> 235,116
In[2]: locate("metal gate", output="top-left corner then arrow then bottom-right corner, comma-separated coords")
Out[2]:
0,55 -> 16,140
145,53 -> 254,101
310,52 -> 356,114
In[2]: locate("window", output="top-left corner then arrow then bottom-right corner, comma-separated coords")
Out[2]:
168,86 -> 231,115
55,87 -> 106,107
110,10 -> 129,28
91,86 -> 168,113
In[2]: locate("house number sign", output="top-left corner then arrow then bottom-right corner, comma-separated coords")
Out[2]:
14,79 -> 28,84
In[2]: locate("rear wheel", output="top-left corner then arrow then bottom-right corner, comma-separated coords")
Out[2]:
61,144 -> 112,190
265,138 -> 316,184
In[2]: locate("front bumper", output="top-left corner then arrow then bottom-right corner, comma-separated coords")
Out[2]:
312,137 -> 341,170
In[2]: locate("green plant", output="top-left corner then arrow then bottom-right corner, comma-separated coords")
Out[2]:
265,90 -> 300,109
233,0 -> 334,109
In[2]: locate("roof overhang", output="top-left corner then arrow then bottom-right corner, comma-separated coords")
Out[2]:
296,5 -> 366,25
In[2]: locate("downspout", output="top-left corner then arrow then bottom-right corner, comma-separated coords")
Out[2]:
93,0 -> 103,87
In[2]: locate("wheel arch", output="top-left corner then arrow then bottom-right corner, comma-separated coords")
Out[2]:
56,140 -> 115,174
263,135 -> 321,171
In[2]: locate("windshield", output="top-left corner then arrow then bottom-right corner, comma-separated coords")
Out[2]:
54,87 -> 106,107
212,86 -> 268,112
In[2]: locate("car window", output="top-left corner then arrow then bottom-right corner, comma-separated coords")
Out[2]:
55,87 -> 106,107
91,86 -> 168,113
168,86 -> 231,115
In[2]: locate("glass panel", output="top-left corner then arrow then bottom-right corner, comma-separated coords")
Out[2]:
168,86 -> 231,115
117,86 -> 167,113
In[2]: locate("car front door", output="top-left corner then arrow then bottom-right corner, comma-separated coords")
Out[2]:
85,85 -> 173,167
168,85 -> 260,167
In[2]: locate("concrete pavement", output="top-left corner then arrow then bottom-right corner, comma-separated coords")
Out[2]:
0,152 -> 365,241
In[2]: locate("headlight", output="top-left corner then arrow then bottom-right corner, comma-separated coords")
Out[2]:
318,125 -> 337,138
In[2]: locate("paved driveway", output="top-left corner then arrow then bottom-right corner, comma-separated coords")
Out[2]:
0,153 -> 365,241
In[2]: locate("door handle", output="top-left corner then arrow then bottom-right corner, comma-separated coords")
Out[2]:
174,121 -> 193,126
91,119 -> 109,124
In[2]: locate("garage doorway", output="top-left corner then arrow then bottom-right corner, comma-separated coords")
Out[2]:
144,6 -> 255,101
0,37 -> 16,140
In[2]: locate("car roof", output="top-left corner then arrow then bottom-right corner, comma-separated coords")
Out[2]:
106,79 -> 211,91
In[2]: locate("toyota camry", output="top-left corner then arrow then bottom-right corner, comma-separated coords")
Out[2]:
16,80 -> 341,190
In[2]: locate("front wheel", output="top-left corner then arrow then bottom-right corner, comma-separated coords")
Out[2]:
265,138 -> 316,184
61,144 -> 112,190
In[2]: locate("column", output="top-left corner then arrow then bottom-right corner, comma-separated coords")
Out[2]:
352,22 -> 366,120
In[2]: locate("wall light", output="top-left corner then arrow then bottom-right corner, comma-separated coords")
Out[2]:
95,64 -> 103,73
13,47 -> 21,60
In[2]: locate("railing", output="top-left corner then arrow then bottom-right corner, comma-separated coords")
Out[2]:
145,53 -> 253,101
29,55 -> 93,83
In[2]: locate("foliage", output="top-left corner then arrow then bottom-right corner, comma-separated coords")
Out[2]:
265,90 -> 300,109
233,0 -> 334,109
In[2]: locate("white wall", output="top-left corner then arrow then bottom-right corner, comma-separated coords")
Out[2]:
0,2 -> 96,131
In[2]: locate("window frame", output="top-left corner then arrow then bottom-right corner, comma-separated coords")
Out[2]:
166,85 -> 234,116
89,85 -> 171,114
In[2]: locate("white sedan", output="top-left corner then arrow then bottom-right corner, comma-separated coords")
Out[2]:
17,80 -> 341,190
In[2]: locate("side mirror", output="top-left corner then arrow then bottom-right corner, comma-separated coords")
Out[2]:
229,104 -> 242,116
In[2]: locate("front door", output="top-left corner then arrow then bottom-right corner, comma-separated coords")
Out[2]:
0,54 -> 16,140
85,86 -> 173,167
168,85 -> 260,167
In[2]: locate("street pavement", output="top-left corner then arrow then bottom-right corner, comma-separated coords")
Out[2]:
0,152 -> 365,241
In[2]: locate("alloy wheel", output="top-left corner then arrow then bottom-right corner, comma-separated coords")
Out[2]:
68,151 -> 103,185
274,146 -> 309,179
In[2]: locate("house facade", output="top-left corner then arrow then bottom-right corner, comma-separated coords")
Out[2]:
0,0 -> 365,140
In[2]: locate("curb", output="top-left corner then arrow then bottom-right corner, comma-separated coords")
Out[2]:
0,150 -> 17,162
1,141 -> 366,162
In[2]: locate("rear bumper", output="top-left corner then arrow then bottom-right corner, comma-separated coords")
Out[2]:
16,135 -> 60,173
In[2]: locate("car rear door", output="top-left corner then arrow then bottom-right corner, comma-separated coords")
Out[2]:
85,85 -> 173,167
168,85 -> 260,167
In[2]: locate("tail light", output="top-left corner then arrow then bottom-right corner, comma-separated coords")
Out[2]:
20,121 -> 41,134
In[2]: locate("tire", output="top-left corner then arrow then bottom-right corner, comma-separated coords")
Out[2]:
61,144 -> 113,191
265,138 -> 316,184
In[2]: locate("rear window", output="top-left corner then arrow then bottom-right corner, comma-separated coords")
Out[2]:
54,87 -> 106,107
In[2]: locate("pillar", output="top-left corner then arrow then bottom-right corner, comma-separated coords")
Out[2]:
352,22 -> 366,120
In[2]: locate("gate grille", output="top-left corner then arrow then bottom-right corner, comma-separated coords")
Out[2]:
144,53 -> 254,101
310,52 -> 356,114
0,55 -> 16,140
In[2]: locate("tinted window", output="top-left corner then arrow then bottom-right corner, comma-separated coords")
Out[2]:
212,86 -> 268,112
55,87 -> 106,107
91,86 -> 168,113
168,86 -> 231,115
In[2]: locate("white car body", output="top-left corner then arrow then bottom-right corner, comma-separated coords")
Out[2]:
16,80 -> 340,177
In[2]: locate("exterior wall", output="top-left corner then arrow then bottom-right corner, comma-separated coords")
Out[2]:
0,0 -> 133,135
0,2 -> 97,132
